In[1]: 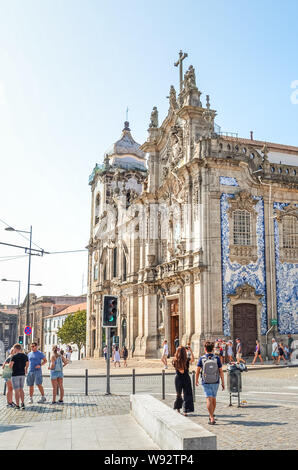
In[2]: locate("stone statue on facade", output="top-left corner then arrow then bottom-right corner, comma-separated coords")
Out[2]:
170,125 -> 183,164
184,65 -> 196,91
168,85 -> 178,110
149,106 -> 159,128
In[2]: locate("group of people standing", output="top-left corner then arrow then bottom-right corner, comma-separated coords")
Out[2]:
103,345 -> 129,367
1,342 -> 69,408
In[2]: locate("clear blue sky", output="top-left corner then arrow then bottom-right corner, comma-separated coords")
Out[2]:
0,0 -> 297,304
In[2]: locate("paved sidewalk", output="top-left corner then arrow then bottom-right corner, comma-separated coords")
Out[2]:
0,414 -> 159,450
39,357 -> 296,376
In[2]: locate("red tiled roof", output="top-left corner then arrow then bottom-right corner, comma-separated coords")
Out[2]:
44,302 -> 87,319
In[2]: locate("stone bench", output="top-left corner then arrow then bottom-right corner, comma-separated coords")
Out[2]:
130,394 -> 217,450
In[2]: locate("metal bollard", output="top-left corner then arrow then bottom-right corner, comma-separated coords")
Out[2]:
85,369 -> 88,396
192,370 -> 196,402
132,369 -> 136,395
162,369 -> 165,400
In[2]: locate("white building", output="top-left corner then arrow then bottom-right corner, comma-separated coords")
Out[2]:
43,302 -> 86,362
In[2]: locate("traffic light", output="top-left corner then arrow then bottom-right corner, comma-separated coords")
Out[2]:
18,335 -> 24,345
102,295 -> 118,327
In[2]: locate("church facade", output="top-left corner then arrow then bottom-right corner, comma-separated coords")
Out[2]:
86,55 -> 298,359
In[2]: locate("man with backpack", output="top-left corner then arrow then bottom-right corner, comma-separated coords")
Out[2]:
195,341 -> 225,425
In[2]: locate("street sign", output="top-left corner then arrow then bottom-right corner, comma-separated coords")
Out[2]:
270,319 -> 278,326
24,326 -> 32,336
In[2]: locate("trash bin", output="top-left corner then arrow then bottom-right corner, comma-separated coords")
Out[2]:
227,364 -> 242,393
227,363 -> 247,407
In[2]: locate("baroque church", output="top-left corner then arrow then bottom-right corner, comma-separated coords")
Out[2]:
86,52 -> 298,359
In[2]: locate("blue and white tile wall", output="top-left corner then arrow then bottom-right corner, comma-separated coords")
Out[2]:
220,193 -> 268,336
220,176 -> 239,187
274,202 -> 298,334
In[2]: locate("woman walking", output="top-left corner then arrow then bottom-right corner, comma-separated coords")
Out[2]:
122,346 -> 128,367
113,345 -> 121,367
49,346 -> 68,404
277,342 -> 287,364
161,340 -> 169,370
227,341 -> 234,362
2,347 -> 15,407
252,340 -> 264,365
172,346 -> 194,417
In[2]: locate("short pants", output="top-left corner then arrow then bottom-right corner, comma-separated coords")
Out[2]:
50,371 -> 63,380
26,370 -> 43,386
202,383 -> 219,398
11,376 -> 25,390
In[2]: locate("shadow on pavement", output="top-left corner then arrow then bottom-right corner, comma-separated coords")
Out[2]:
216,420 -> 287,427
0,425 -> 29,434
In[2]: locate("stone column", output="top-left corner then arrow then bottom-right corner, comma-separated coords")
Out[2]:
143,285 -> 158,358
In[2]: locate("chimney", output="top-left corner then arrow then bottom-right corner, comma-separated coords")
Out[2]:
250,131 -> 254,141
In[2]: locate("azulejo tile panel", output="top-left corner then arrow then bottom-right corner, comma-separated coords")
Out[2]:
220,193 -> 268,336
220,176 -> 239,187
274,202 -> 298,334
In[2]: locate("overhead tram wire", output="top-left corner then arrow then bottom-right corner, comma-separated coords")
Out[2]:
0,217 -> 44,252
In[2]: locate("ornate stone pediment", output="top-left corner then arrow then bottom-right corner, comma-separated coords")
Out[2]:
227,190 -> 258,216
275,203 -> 298,222
228,283 -> 262,303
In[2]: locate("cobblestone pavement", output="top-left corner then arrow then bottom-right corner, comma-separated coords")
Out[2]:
161,367 -> 298,450
1,368 -> 297,450
0,394 -> 130,424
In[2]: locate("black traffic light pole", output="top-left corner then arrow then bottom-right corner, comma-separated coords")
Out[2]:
106,327 -> 111,395
102,295 -> 118,396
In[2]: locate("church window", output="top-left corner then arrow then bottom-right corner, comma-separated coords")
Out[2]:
282,216 -> 297,249
233,210 -> 251,246
126,191 -> 131,209
113,247 -> 117,278
123,253 -> 127,281
95,193 -> 100,225
93,264 -> 98,281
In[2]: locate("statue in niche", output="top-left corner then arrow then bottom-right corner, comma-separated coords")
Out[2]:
149,106 -> 158,128
170,126 -> 183,164
162,166 -> 169,180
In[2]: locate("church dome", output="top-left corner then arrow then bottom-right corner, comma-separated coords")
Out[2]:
105,121 -> 147,172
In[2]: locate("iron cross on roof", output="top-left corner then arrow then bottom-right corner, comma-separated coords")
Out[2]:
174,50 -> 188,93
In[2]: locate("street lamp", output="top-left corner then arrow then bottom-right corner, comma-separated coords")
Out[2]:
5,225 -> 32,348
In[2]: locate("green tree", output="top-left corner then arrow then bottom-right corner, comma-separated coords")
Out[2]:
57,310 -> 86,360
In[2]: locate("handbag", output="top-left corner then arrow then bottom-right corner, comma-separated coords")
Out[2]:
2,364 -> 12,380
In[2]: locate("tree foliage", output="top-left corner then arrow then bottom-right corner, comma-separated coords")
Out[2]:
57,310 -> 86,359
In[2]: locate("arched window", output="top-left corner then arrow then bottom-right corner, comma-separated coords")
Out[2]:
283,216 -> 297,249
93,264 -> 98,281
123,253 -> 127,281
103,263 -> 107,281
113,247 -> 117,278
233,210 -> 251,246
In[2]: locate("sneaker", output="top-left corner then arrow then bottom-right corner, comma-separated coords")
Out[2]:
15,405 -> 20,410
58,400 -> 64,404
50,401 -> 57,405
37,396 -> 46,403
21,403 -> 25,409
28,397 -> 33,404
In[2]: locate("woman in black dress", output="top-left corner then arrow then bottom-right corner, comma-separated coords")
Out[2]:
172,346 -> 194,417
